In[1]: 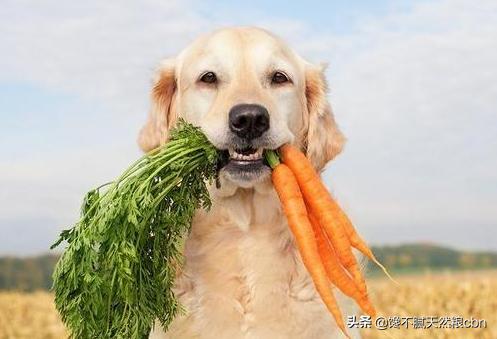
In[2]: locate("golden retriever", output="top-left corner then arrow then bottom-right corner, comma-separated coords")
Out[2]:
139,27 -> 357,339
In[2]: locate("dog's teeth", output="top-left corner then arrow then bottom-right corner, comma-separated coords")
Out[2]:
229,148 -> 264,161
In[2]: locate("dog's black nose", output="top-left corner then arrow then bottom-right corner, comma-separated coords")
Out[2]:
229,104 -> 270,139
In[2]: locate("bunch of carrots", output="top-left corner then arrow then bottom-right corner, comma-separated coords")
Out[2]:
265,145 -> 395,338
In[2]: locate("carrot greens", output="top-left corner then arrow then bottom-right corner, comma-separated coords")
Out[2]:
51,120 -> 220,338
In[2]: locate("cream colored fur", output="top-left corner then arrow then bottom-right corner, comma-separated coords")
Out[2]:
139,27 -> 359,339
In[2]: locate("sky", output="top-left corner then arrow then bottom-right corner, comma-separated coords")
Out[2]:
1,0 -> 496,255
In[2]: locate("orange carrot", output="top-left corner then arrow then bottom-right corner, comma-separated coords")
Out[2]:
333,205 -> 397,284
265,151 -> 349,338
279,144 -> 368,294
308,211 -> 376,316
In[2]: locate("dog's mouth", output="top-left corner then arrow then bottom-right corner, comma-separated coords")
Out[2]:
218,146 -> 271,183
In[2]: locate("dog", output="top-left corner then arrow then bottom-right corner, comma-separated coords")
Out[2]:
139,27 -> 358,339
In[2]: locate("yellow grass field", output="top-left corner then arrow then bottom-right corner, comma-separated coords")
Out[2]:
0,270 -> 495,339
361,270 -> 496,339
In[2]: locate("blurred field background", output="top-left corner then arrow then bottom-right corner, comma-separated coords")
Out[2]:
0,270 -> 495,339
0,244 -> 496,339
363,270 -> 497,339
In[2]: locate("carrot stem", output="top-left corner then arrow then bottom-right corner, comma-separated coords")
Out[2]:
265,149 -> 281,169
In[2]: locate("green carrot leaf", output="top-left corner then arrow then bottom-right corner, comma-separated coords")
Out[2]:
51,119 -> 220,338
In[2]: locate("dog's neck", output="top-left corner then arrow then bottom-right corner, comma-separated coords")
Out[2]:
192,176 -> 284,234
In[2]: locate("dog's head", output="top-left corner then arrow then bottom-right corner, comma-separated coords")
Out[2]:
138,27 -> 345,189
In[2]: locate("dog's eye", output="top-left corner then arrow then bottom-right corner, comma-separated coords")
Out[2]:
199,72 -> 217,84
271,71 -> 289,84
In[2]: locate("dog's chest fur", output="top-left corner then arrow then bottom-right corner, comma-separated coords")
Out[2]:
151,183 -> 352,339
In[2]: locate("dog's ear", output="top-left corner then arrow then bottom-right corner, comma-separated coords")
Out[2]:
303,63 -> 346,171
138,59 -> 178,152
